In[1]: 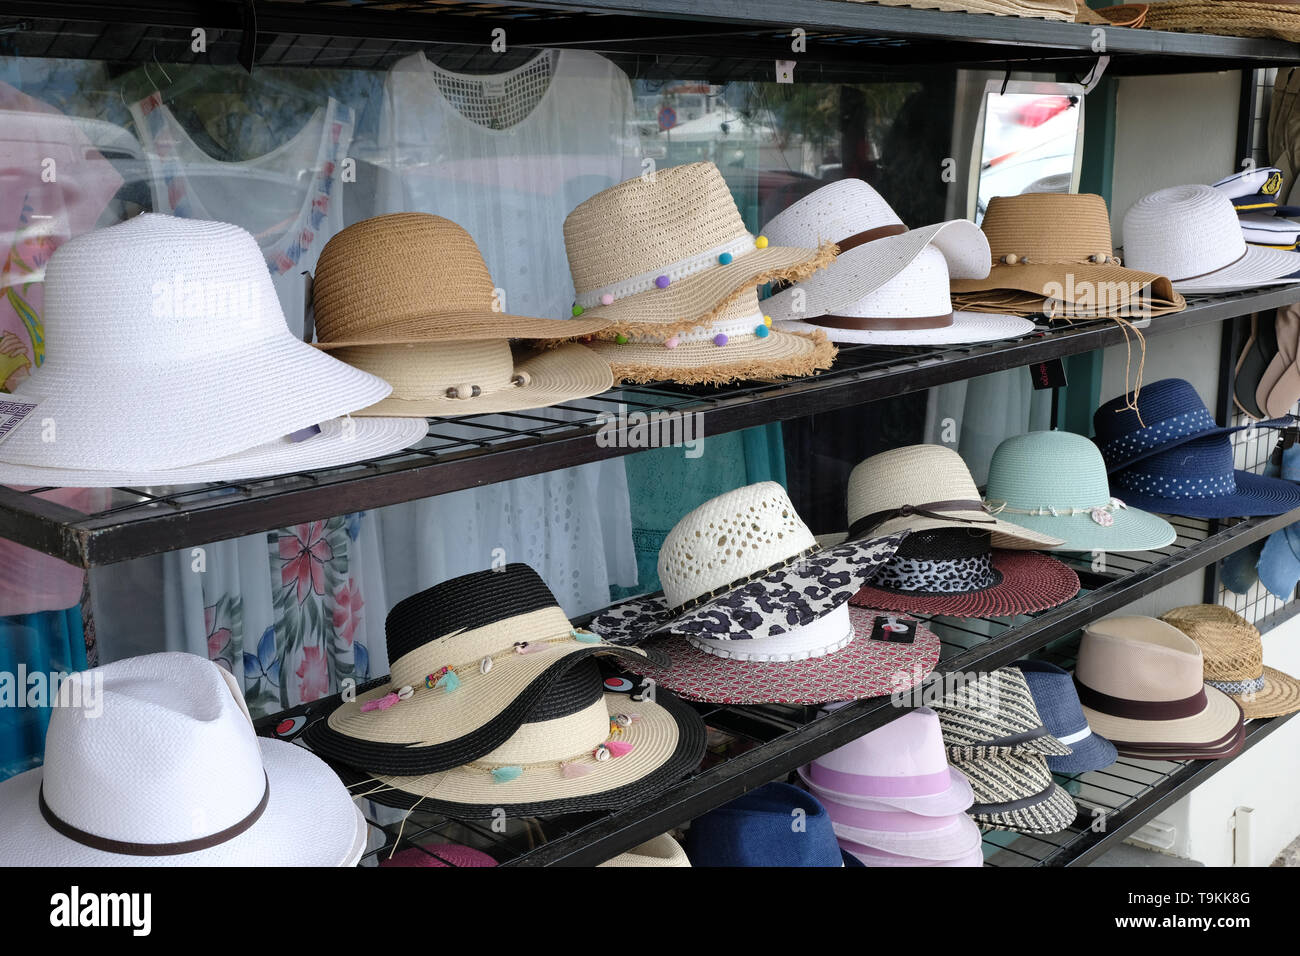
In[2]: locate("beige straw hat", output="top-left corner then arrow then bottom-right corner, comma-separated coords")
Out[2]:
598,833 -> 691,867
582,286 -> 835,385
312,213 -> 609,348
1142,1 -> 1300,41
563,162 -> 835,338
950,193 -> 1186,319
1160,604 -> 1300,720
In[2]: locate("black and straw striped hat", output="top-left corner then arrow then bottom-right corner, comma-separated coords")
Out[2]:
932,668 -> 1073,759
949,750 -> 1079,835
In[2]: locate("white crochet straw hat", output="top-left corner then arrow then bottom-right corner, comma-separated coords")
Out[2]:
761,178 -> 991,324
770,245 -> 1035,345
0,652 -> 365,866
1122,184 -> 1300,293
0,214 -> 422,484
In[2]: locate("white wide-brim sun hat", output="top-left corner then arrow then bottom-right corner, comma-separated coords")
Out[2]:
0,416 -> 428,487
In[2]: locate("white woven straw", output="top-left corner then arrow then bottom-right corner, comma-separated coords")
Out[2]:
598,833 -> 690,867
657,481 -> 817,608
763,178 -> 904,248
0,416 -> 428,487
846,444 -> 1063,548
771,246 -> 1034,345
1122,185 -> 1300,292
0,653 -> 363,866
0,214 -> 396,472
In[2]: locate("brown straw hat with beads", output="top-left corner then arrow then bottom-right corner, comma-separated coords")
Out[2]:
311,213 -> 610,348
562,162 -> 836,339
950,193 -> 1185,319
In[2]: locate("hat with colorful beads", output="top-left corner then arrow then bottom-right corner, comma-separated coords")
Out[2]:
302,564 -> 668,776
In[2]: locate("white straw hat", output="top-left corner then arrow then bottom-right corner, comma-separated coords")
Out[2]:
770,245 -> 1034,345
761,178 -> 991,324
0,214 -> 417,482
0,652 -> 365,866
598,833 -> 691,867
1122,184 -> 1300,293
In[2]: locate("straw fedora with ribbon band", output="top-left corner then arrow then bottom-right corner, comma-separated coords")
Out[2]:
335,656 -> 706,818
1093,377 -> 1294,474
1014,660 -> 1118,774
684,782 -> 863,867
580,284 -> 835,386
1213,166 -> 1285,211
562,161 -> 835,339
1161,604 -> 1300,720
1122,185 -> 1300,294
1073,616 -> 1245,760
310,213 -> 613,416
983,430 -> 1177,553
598,833 -> 691,867
0,214 -> 425,487
798,707 -> 975,816
586,481 -> 908,645
950,193 -> 1185,320
948,750 -> 1079,834
932,668 -> 1075,760
0,652 -> 365,866
303,564 -> 669,776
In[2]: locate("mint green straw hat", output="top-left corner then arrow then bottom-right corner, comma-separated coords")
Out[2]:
983,431 -> 1177,553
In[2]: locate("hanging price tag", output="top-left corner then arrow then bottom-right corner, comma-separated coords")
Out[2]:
1029,358 -> 1068,390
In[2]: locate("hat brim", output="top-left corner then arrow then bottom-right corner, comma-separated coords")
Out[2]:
0,738 -> 363,866
771,310 -> 1036,346
950,263 -> 1177,309
1224,665 -> 1300,719
312,311 -> 610,349
574,243 -> 835,338
970,781 -> 1080,835
0,416 -> 428,488
335,692 -> 706,818
761,220 -> 991,322
620,607 -> 939,705
1046,728 -> 1120,775
822,513 -> 1063,551
1114,718 -> 1246,762
597,833 -> 691,867
797,763 -> 975,817
949,750 -> 1079,834
585,533 -> 908,646
1170,245 -> 1300,293
1111,468 -> 1300,519
1099,417 -> 1293,474
584,327 -> 835,387
993,504 -> 1177,554
850,549 -> 1080,619
304,642 -> 665,776
828,812 -> 983,861
1081,683 -> 1244,749
347,343 -> 613,418
839,839 -> 984,867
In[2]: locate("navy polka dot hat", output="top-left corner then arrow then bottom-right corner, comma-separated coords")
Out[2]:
1094,378 -> 1293,474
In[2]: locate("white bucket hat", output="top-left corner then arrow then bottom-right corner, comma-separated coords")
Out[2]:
0,652 -> 366,866
771,245 -> 1035,345
761,178 -> 991,326
1122,184 -> 1300,293
0,214 -> 423,485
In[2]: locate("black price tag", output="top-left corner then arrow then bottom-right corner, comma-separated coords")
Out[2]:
870,616 -> 916,644
1029,358 -> 1067,390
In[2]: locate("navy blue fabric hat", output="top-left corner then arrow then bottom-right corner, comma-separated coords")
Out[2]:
1094,378 -> 1292,474
1258,522 -> 1300,601
1014,661 -> 1117,775
1109,433 -> 1300,518
685,782 -> 863,867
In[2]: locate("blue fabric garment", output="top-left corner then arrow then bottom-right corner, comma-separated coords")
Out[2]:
685,781 -> 861,867
1259,522 -> 1300,600
0,608 -> 86,780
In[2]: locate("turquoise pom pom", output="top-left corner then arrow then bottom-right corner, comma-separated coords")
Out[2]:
436,670 -> 461,692
572,629 -> 601,643
492,766 -> 523,783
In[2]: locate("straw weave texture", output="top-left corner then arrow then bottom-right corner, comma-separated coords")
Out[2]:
1143,1 -> 1300,41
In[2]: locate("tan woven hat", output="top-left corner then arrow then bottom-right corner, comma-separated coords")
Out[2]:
1160,604 -> 1300,719
598,833 -> 691,867
312,213 -> 608,348
950,193 -> 1186,319
1142,1 -> 1300,41
563,162 -> 835,338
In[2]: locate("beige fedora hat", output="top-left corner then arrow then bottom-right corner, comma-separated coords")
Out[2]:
563,162 -> 835,339
598,833 -> 691,867
312,213 -> 609,348
1075,616 -> 1244,758
1161,604 -> 1300,720
842,444 -> 1063,549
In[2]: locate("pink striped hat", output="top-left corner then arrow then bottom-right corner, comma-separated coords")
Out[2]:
798,707 -> 973,816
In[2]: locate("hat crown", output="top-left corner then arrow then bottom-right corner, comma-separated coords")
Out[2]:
847,444 -> 980,526
312,213 -> 497,344
563,162 -> 751,294
844,245 -> 954,318
1077,616 -> 1207,701
685,782 -> 843,866
762,178 -> 903,247
934,667 -> 1054,746
656,482 -> 816,609
40,652 -> 266,846
1016,660 -> 1091,737
986,431 -> 1112,510
1160,605 -> 1264,682
814,707 -> 949,781
475,659 -> 612,766
1122,184 -> 1246,280
1092,377 -> 1217,463
38,214 -> 284,366
1110,433 -> 1236,500
980,193 -> 1114,262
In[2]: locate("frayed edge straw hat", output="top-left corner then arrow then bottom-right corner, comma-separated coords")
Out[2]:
1161,604 -> 1300,720
337,658 -> 706,818
562,162 -> 835,339
585,481 -> 906,644
598,833 -> 690,867
0,653 -> 365,866
303,564 -> 668,776
311,213 -> 609,348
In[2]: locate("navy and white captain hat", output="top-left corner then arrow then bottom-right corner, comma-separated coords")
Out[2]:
1212,166 -> 1284,210
1014,660 -> 1117,775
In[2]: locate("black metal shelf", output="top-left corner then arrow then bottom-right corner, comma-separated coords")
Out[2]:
256,504 -> 1300,866
3,286 -> 1297,570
